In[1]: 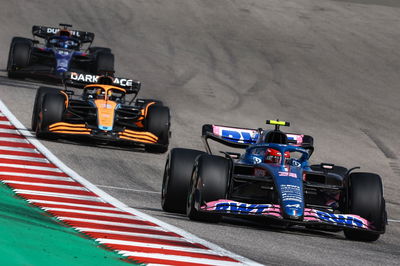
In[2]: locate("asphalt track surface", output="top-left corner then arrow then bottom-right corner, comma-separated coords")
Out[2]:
0,0 -> 399,264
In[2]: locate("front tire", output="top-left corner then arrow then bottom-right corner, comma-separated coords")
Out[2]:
36,93 -> 65,139
145,105 -> 170,153
32,87 -> 61,131
187,154 -> 230,223
343,172 -> 386,241
161,148 -> 205,213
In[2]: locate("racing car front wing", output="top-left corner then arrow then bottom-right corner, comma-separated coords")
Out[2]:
201,200 -> 376,231
48,122 -> 158,144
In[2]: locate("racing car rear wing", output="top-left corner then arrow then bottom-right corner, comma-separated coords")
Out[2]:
65,72 -> 141,94
201,124 -> 314,155
32,25 -> 95,43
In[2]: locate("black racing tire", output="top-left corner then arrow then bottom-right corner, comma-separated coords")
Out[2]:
343,172 -> 385,242
36,93 -> 65,139
187,154 -> 230,223
31,87 -> 61,131
7,37 -> 32,79
161,148 -> 205,213
89,46 -> 112,55
94,52 -> 114,74
145,105 -> 170,153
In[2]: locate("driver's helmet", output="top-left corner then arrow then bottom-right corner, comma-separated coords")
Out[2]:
96,88 -> 106,99
265,148 -> 290,164
58,29 -> 72,38
52,30 -> 76,49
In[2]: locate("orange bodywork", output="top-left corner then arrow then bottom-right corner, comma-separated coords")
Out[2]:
94,99 -> 117,130
135,101 -> 156,128
47,84 -> 159,144
119,129 -> 158,143
49,122 -> 91,135
86,84 -> 126,130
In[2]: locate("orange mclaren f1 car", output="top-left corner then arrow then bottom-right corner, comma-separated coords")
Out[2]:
31,72 -> 170,153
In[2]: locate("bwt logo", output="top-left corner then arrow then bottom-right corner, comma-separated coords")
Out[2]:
316,211 -> 365,228
221,129 -> 258,143
215,202 -> 270,214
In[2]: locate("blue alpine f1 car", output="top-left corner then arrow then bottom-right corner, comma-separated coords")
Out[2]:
7,23 -> 114,81
161,120 -> 386,241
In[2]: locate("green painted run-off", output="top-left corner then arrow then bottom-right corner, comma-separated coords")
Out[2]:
0,183 -> 139,266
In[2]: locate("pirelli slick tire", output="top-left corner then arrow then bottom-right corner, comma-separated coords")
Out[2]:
344,172 -> 386,242
94,52 -> 114,74
36,93 -> 65,139
161,148 -> 205,213
89,46 -> 112,55
7,37 -> 32,79
32,87 -> 61,131
187,154 -> 230,223
145,105 -> 170,153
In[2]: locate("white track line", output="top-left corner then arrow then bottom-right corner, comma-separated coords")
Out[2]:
13,189 -> 102,201
0,128 -> 21,134
99,239 -> 219,255
76,228 -> 185,242
28,200 -> 119,211
388,219 -> 400,223
0,163 -> 59,172
0,101 -> 261,265
43,208 -> 141,219
58,217 -> 167,231
117,252 -> 243,266
0,154 -> 49,163
0,137 -> 29,143
0,172 -> 73,181
0,146 -> 39,153
3,180 -> 85,190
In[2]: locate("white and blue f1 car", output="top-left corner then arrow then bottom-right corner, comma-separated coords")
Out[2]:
161,120 -> 386,241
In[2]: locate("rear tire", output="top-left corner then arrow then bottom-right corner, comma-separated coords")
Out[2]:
343,172 -> 385,242
7,37 -> 32,79
145,105 -> 170,153
36,93 -> 65,139
94,52 -> 114,74
187,154 -> 230,223
32,87 -> 61,131
161,148 -> 205,213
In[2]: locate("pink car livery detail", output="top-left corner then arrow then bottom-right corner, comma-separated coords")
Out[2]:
201,200 -> 374,230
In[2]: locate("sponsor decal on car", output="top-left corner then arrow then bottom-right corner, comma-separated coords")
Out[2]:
280,184 -> 302,202
46,27 -> 81,37
278,171 -> 297,178
253,157 -> 262,164
202,200 -> 373,230
315,211 -> 366,228
214,201 -> 276,215
213,126 -> 259,144
70,73 -> 133,87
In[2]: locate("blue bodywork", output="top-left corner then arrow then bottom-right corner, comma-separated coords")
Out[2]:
240,143 -> 310,220
44,36 -> 85,75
